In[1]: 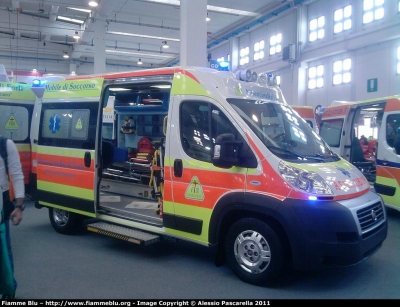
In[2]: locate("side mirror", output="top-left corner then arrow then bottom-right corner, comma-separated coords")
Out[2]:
212,133 -> 242,169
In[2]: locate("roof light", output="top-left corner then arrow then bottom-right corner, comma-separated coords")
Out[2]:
32,79 -> 42,87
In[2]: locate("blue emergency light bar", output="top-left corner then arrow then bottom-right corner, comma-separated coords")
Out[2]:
32,79 -> 42,86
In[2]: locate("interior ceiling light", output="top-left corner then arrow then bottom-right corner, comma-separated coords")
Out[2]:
137,59 -> 143,65
162,41 -> 169,49
73,31 -> 80,39
206,13 -> 210,21
143,1 -> 258,16
68,7 -> 92,13
88,1 -> 98,7
57,16 -> 85,24
106,49 -> 174,58
63,52 -> 69,58
107,31 -> 180,41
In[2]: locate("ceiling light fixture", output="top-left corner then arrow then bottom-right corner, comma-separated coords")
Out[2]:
162,41 -> 169,49
106,49 -> 174,59
206,13 -> 210,21
73,31 -> 80,39
63,52 -> 69,59
88,1 -> 98,7
143,1 -> 258,16
68,7 -> 92,13
107,31 -> 180,41
57,16 -> 85,24
137,59 -> 143,65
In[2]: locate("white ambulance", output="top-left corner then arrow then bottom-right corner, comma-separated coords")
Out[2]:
29,67 -> 387,286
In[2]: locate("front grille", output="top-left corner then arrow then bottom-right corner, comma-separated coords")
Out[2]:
356,201 -> 385,234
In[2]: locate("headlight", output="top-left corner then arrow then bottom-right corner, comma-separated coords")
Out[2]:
278,161 -> 333,195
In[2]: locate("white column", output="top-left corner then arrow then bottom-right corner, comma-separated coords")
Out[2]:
230,37 -> 239,72
180,0 -> 207,67
93,20 -> 107,74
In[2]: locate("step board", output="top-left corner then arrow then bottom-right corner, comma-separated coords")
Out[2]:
87,222 -> 160,246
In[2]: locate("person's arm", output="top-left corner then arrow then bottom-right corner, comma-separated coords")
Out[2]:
6,139 -> 25,225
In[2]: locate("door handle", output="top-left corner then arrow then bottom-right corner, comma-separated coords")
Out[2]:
84,151 -> 91,168
174,159 -> 183,177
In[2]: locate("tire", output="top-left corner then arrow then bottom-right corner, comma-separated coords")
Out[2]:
225,218 -> 287,286
49,207 -> 83,235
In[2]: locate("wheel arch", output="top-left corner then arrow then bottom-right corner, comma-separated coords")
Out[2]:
209,192 -> 293,266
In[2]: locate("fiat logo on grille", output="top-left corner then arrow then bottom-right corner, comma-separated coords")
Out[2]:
371,209 -> 377,221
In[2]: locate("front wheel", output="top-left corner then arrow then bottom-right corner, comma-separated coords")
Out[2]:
49,207 -> 83,235
225,218 -> 287,286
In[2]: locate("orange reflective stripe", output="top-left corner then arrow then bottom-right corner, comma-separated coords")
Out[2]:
322,105 -> 350,118
246,135 -> 291,200
37,153 -> 95,172
37,166 -> 94,190
18,150 -> 31,184
294,106 -> 314,119
377,165 -> 400,186
165,165 -> 245,209
384,98 -> 400,112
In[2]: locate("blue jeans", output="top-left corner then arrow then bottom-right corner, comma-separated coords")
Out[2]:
4,218 -> 17,295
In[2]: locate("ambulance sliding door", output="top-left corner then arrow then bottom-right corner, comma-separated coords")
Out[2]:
36,98 -> 100,217
375,98 -> 400,211
319,105 -> 350,158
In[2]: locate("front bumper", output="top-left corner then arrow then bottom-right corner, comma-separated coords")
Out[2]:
278,191 -> 388,270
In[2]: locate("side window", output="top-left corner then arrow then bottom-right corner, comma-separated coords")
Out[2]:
0,104 -> 32,142
39,102 -> 98,149
180,101 -> 212,162
180,101 -> 237,163
320,118 -> 344,147
387,114 -> 400,153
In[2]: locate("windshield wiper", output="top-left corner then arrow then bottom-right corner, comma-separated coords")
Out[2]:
267,146 -> 331,162
304,152 -> 341,162
267,145 -> 308,160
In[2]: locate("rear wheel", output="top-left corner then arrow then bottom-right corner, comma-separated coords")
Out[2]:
49,207 -> 83,235
225,218 -> 287,286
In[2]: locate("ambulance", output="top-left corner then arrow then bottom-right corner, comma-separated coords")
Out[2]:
291,105 -> 318,132
320,96 -> 400,212
0,80 -> 37,195
30,67 -> 387,286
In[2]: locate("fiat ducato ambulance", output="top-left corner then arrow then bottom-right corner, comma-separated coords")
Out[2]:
320,96 -> 400,212
30,67 -> 387,286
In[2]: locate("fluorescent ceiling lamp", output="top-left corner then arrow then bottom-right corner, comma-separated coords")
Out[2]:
143,0 -> 258,16
137,59 -> 143,65
145,0 -> 180,5
207,5 -> 258,16
73,31 -> 80,39
107,31 -> 180,42
89,1 -> 98,7
67,7 -> 92,13
106,49 -> 174,58
57,16 -> 85,24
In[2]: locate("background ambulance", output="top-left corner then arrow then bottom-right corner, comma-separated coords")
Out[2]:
320,96 -> 400,212
0,79 -> 36,196
30,67 -> 387,286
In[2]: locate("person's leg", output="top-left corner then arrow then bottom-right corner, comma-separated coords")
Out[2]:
4,219 -> 17,296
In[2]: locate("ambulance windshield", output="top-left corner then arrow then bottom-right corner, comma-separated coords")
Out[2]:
228,99 -> 339,163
